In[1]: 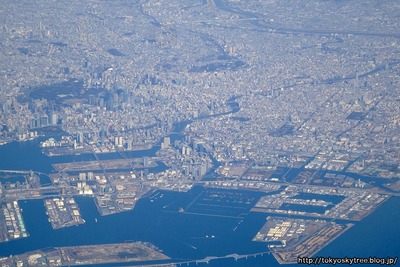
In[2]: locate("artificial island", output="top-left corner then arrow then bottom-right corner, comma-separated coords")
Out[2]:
0,0 -> 399,266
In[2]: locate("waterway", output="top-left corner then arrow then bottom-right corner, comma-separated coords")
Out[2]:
0,139 -> 399,266
0,94 -> 397,265
213,0 -> 400,39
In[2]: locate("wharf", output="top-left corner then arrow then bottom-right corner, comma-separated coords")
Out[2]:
44,197 -> 84,229
0,201 -> 29,242
273,223 -> 353,264
52,158 -> 157,173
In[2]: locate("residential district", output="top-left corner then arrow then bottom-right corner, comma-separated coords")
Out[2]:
0,0 -> 399,266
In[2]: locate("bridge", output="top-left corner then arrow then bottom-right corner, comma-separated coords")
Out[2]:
115,251 -> 271,267
0,169 -> 35,175
0,169 -> 53,183
0,169 -> 50,176
174,251 -> 271,266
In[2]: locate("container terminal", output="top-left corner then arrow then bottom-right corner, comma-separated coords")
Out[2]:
253,217 -> 354,264
44,197 -> 84,229
0,201 -> 28,242
0,162 -> 395,265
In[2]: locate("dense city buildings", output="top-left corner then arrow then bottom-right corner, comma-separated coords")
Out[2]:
0,0 -> 399,266
1,0 -> 399,179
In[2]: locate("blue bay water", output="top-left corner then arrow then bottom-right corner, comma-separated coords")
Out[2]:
0,139 -> 399,266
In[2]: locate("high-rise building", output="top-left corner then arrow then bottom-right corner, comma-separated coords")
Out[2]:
143,157 -> 149,167
77,132 -> 84,144
40,115 -> 48,127
164,137 -> 170,147
99,129 -> 106,144
192,140 -> 198,151
127,139 -> 133,150
79,173 -> 86,181
200,163 -> 208,176
49,113 -> 58,125
161,137 -> 170,149
89,95 -> 98,106
30,118 -> 36,128
114,136 -> 123,147
87,172 -> 94,181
